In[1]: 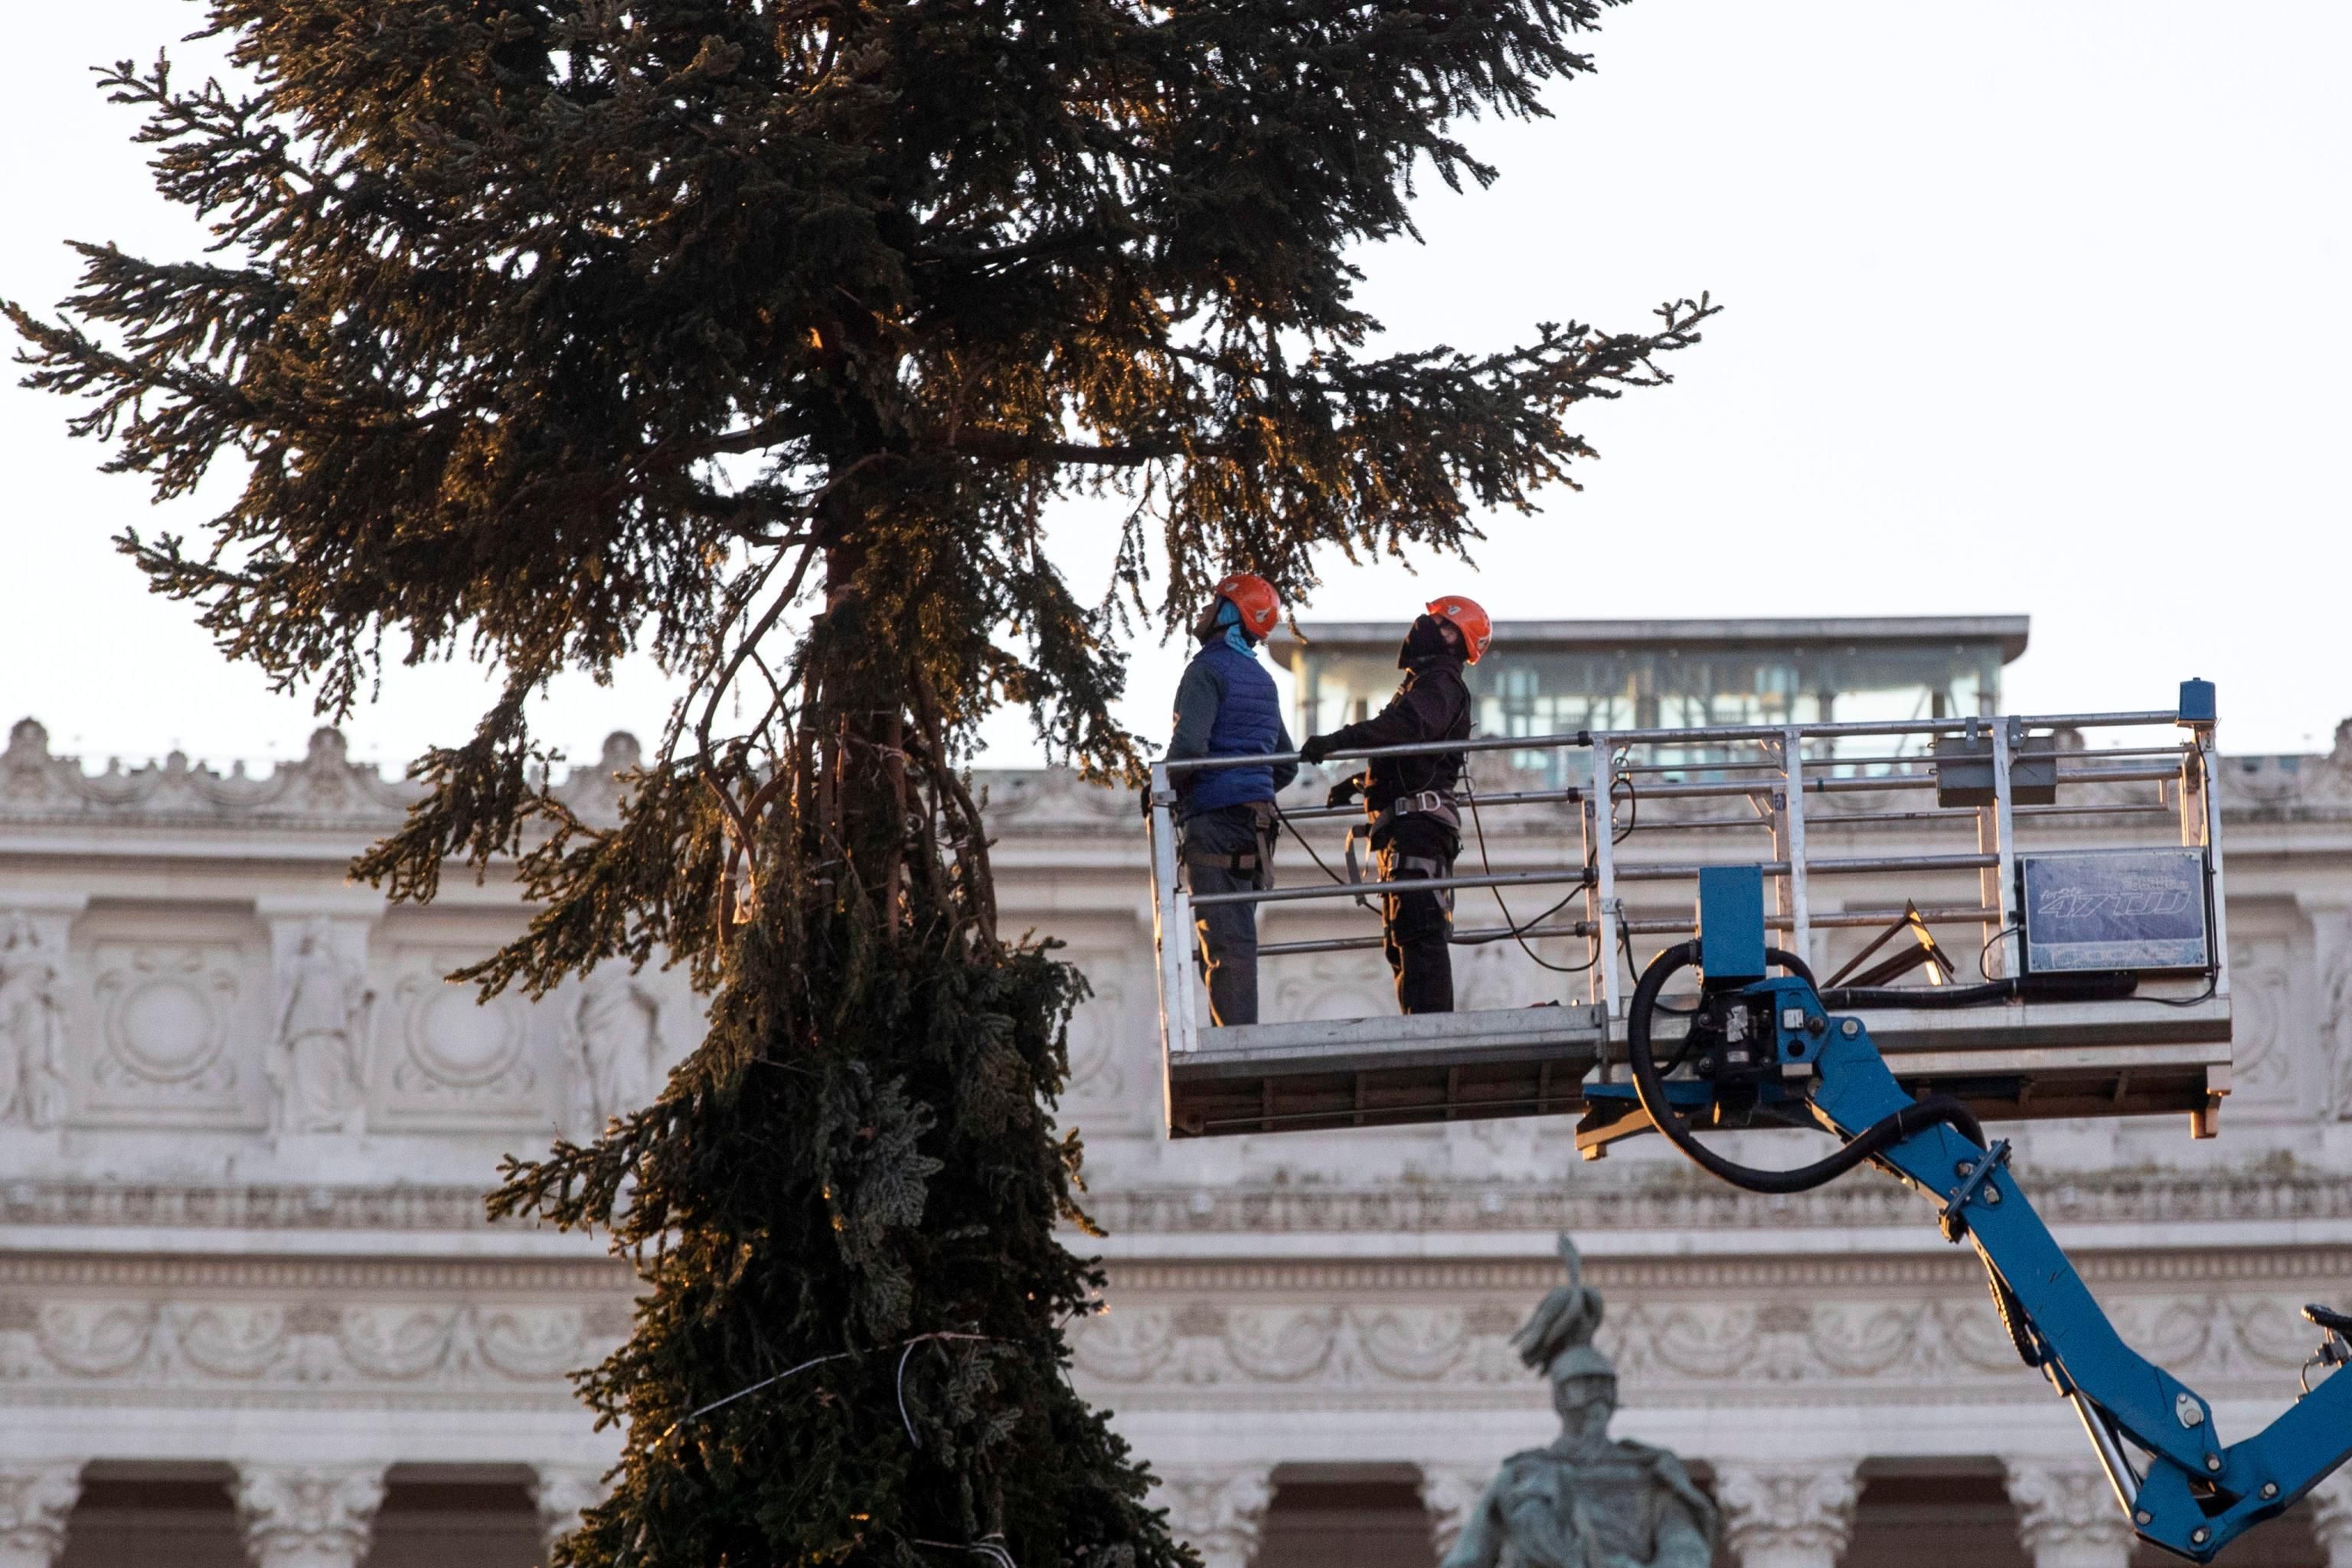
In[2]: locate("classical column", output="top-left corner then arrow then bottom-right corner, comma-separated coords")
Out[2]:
1151,1464 -> 1276,1568
531,1463 -> 611,1562
1418,1464 -> 1490,1563
2311,1466 -> 2352,1568
2004,1459 -> 2135,1568
234,1465 -> 387,1568
1715,1460 -> 1861,1568
0,1463 -> 83,1568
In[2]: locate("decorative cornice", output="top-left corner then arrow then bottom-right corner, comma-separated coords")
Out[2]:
0,1253 -> 630,1293
0,720 -> 643,834
9,717 -> 2350,836
0,1181 -> 498,1233
1096,1248 -> 2352,1297
13,1168 -> 2352,1251
1082,1166 -> 2352,1238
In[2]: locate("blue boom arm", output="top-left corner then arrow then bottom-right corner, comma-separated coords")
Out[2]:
1797,982 -> 2350,1560
1592,871 -> 2352,1563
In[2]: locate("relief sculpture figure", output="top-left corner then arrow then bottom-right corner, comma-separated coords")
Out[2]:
272,919 -> 372,1135
575,965 -> 665,1133
1442,1236 -> 1716,1568
0,912 -> 70,1128
2326,924 -> 2352,1119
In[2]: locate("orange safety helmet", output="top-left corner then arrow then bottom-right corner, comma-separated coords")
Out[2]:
1214,573 -> 1282,640
1424,595 -> 1491,665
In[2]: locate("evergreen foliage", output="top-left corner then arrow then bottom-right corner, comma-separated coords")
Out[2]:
8,0 -> 1710,1563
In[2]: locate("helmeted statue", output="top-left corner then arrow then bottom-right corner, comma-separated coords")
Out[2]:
1440,1237 -> 1717,1568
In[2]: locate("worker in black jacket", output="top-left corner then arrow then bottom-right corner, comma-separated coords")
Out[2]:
1298,596 -> 1491,1014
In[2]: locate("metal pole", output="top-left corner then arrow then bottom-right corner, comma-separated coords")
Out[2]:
1988,719 -> 2020,979
2069,1392 -> 2144,1521
1172,888 -> 1200,1045
1573,773 -> 1594,1011
1159,708 -> 2183,775
2194,734 -> 2231,1005
1148,763 -> 1194,1057
1592,737 -> 1623,1022
1189,867 -> 1591,909
1780,727 -> 1811,966
1583,780 -> 1606,1015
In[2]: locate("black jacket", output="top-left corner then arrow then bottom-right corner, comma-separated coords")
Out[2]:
1321,654 -> 1472,807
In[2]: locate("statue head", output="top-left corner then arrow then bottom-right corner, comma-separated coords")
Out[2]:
1513,1235 -> 1603,1370
1548,1340 -> 1618,1449
1513,1236 -> 1620,1451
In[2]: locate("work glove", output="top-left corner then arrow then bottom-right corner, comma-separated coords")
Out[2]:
1298,733 -> 1338,765
1325,773 -> 1365,810
1136,783 -> 1158,819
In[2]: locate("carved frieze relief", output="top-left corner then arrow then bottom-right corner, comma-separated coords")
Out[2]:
1067,1290 -> 2334,1405
87,942 -> 247,1109
567,965 -> 667,1138
2225,936 -> 2295,1098
2321,912 -> 2352,1122
266,917 -> 374,1137
0,911 -> 71,1129
0,1295 -> 620,1400
1269,952 -> 1395,1027
370,947 -> 543,1129
1063,971 -> 1128,1106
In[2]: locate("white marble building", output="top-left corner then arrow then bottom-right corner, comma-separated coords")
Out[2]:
5,702 -> 2352,1568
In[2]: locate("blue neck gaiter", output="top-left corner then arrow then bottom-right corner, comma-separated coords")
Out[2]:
1216,599 -> 1256,657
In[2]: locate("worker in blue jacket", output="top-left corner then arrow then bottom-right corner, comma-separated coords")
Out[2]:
1164,573 -> 1298,1027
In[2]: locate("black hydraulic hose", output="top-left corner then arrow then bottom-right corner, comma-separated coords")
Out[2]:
1625,942 -> 1988,1194
1766,946 -> 1818,991
1821,972 -> 2139,1012
1627,943 -> 2051,1367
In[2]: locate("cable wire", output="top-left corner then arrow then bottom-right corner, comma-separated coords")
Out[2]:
1272,798 -> 1351,887
1610,761 -> 1638,844
1625,941 -> 1988,1195
1976,922 -> 2021,982
1463,777 -> 1596,974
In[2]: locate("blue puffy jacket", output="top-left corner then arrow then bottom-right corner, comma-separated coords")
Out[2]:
1167,640 -> 1297,818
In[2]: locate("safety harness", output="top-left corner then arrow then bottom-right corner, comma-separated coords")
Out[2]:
1342,790 -> 1461,911
1179,801 -> 1279,882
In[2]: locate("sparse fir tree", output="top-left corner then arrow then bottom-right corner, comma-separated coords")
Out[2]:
8,1 -> 1708,1562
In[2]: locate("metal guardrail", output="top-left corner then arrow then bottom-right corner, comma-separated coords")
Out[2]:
1145,703 -> 2229,1067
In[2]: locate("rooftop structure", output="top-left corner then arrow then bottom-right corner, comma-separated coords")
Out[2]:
1271,615 -> 2030,781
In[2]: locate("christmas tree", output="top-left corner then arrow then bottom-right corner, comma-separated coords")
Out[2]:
8,1 -> 1708,1561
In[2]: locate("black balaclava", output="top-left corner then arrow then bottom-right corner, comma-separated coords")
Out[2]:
1398,613 -> 1459,670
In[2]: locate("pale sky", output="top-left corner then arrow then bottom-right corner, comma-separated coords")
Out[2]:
3,1 -> 2345,776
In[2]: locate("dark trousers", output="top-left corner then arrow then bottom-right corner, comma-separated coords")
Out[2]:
1180,804 -> 1272,1027
1378,817 -> 1457,1014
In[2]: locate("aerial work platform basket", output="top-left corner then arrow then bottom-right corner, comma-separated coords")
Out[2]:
1146,687 -> 2231,1142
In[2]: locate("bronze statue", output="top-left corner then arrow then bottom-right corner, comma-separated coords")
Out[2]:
1440,1238 -> 1717,1568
